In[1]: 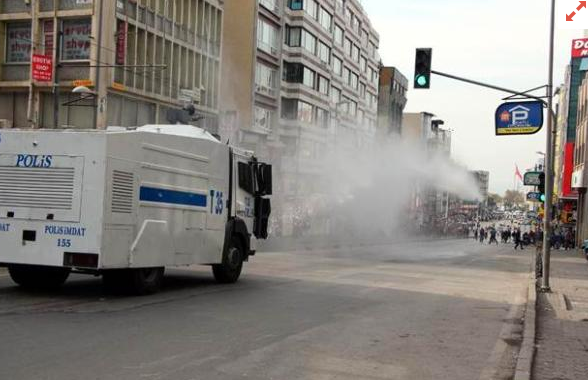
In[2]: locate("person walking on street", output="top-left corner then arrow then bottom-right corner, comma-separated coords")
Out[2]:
514,229 -> 524,251
474,228 -> 478,241
479,227 -> 485,244
489,227 -> 498,245
564,229 -> 574,250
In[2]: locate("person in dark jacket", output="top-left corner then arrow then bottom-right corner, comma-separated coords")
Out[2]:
513,229 -> 524,250
489,228 -> 498,245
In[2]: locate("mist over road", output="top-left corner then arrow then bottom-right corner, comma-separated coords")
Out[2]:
0,239 -> 530,380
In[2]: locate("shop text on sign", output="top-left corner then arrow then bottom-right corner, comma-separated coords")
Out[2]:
32,55 -> 53,82
572,38 -> 588,58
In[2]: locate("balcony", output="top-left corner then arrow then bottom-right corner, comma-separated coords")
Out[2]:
259,0 -> 282,16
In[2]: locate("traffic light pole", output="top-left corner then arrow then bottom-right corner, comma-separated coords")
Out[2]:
430,70 -> 547,103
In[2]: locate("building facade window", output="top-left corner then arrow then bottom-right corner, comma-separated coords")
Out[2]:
349,72 -> 358,90
318,75 -> 329,95
342,66 -> 350,84
351,14 -> 360,33
370,67 -> 378,84
369,41 -> 377,59
301,29 -> 317,55
318,7 -> 332,31
283,62 -> 315,89
361,29 -> 369,46
61,18 -> 92,61
304,0 -> 319,19
316,107 -> 329,128
351,44 -> 360,63
334,24 -> 344,46
359,82 -> 366,98
257,18 -> 279,55
331,86 -> 341,104
342,96 -> 357,117
288,0 -> 303,10
344,7 -> 352,24
285,26 -> 301,46
283,61 -> 304,83
360,56 -> 367,73
5,22 -> 32,63
318,41 -> 330,64
255,61 -> 277,95
303,67 -> 315,88
333,55 -> 342,76
254,106 -> 273,131
298,100 -> 314,123
344,37 -> 352,56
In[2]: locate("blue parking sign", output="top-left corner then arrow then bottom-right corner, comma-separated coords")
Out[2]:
495,101 -> 544,136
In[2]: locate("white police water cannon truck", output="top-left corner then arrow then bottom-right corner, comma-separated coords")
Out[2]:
0,125 -> 272,294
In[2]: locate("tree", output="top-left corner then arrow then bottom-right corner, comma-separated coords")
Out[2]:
488,193 -> 503,206
503,190 -> 525,207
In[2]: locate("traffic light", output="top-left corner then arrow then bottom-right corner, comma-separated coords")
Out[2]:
538,172 -> 545,202
414,48 -> 433,89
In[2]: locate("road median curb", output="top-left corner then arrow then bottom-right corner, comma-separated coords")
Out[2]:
513,265 -> 537,380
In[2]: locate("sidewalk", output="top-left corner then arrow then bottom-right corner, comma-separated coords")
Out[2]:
532,250 -> 588,380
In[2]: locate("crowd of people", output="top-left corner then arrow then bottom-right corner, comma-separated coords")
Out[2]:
472,224 -> 576,251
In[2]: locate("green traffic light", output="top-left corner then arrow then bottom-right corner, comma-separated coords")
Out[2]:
416,75 -> 428,87
540,194 -> 545,202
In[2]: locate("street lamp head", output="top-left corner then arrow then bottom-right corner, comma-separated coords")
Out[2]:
72,86 -> 95,95
536,151 -> 546,156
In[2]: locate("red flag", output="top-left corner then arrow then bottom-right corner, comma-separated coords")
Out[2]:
515,165 -> 523,182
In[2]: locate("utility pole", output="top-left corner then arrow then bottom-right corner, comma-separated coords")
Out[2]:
93,0 -> 105,129
53,26 -> 61,129
541,0 -> 556,292
26,0 -> 39,128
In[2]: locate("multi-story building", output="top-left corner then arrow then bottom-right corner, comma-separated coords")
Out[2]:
0,0 -> 223,130
471,170 -> 489,204
377,66 -> 407,138
221,0 -> 381,235
572,72 -> 588,241
402,112 -> 454,229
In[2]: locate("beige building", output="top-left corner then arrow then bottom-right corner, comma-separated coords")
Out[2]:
221,0 -> 381,235
0,0 -> 223,130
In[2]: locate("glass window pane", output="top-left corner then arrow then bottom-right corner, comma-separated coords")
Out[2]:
5,22 -> 32,63
62,18 -> 92,61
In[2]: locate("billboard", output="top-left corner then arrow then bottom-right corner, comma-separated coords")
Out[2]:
495,101 -> 544,135
572,38 -> 588,58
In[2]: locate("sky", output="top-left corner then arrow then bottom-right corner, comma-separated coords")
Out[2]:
361,0 -> 583,195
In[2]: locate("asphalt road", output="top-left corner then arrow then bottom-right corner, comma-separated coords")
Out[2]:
0,238 -> 531,380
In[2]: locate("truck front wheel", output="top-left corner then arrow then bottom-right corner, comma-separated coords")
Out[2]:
8,265 -> 70,289
212,237 -> 244,284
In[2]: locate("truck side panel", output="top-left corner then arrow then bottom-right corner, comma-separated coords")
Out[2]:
102,132 -> 230,268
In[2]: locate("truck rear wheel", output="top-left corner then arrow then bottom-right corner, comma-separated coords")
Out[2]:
102,267 -> 164,295
212,237 -> 244,284
8,265 -> 70,289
